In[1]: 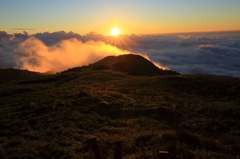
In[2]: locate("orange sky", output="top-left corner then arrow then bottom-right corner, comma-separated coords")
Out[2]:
1,0 -> 240,35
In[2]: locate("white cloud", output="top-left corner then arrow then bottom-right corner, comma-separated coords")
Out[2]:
0,30 -> 240,77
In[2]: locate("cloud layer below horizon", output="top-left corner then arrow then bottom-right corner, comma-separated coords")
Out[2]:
0,30 -> 240,77
0,31 -> 132,73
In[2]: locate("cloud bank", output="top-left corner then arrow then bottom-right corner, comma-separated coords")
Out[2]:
0,31 -> 133,73
136,32 -> 240,77
17,37 -> 131,73
0,30 -> 240,77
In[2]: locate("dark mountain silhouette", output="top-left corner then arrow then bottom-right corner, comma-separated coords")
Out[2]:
0,68 -> 41,81
66,54 -> 179,75
0,54 -> 178,82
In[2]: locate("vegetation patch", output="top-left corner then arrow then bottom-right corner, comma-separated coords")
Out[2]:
0,63 -> 240,158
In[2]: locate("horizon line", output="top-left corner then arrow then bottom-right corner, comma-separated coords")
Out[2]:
140,29 -> 240,35
2,29 -> 240,36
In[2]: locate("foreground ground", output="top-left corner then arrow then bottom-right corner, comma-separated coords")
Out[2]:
0,69 -> 240,159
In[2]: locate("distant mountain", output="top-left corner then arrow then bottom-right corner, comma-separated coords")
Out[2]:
65,54 -> 179,76
0,68 -> 40,81
0,54 -> 178,81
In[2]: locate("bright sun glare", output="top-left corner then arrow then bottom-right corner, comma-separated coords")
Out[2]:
111,28 -> 120,36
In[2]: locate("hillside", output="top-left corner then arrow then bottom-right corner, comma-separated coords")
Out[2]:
0,56 -> 240,159
0,68 -> 41,81
64,54 -> 179,76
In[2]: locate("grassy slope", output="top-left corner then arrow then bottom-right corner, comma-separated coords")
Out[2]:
0,70 -> 240,159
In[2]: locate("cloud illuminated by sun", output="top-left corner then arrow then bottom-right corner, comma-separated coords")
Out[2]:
111,28 -> 120,36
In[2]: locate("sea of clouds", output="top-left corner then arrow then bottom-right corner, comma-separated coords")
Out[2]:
0,30 -> 240,77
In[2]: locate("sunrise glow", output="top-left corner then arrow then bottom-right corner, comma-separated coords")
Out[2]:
111,28 -> 120,36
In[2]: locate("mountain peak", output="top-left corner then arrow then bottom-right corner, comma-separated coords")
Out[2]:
89,54 -> 179,76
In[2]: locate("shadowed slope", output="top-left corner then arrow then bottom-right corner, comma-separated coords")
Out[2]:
66,54 -> 179,76
1,63 -> 240,158
0,68 -> 41,81
90,54 -> 179,75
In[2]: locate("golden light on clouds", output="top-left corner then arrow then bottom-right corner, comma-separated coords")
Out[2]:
17,37 -> 130,73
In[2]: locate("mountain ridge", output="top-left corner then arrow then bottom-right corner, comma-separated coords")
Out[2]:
64,54 -> 179,76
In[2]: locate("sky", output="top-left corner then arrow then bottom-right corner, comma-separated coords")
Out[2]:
1,0 -> 240,34
1,0 -> 240,77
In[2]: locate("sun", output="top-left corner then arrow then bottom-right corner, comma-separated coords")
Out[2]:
111,28 -> 120,36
